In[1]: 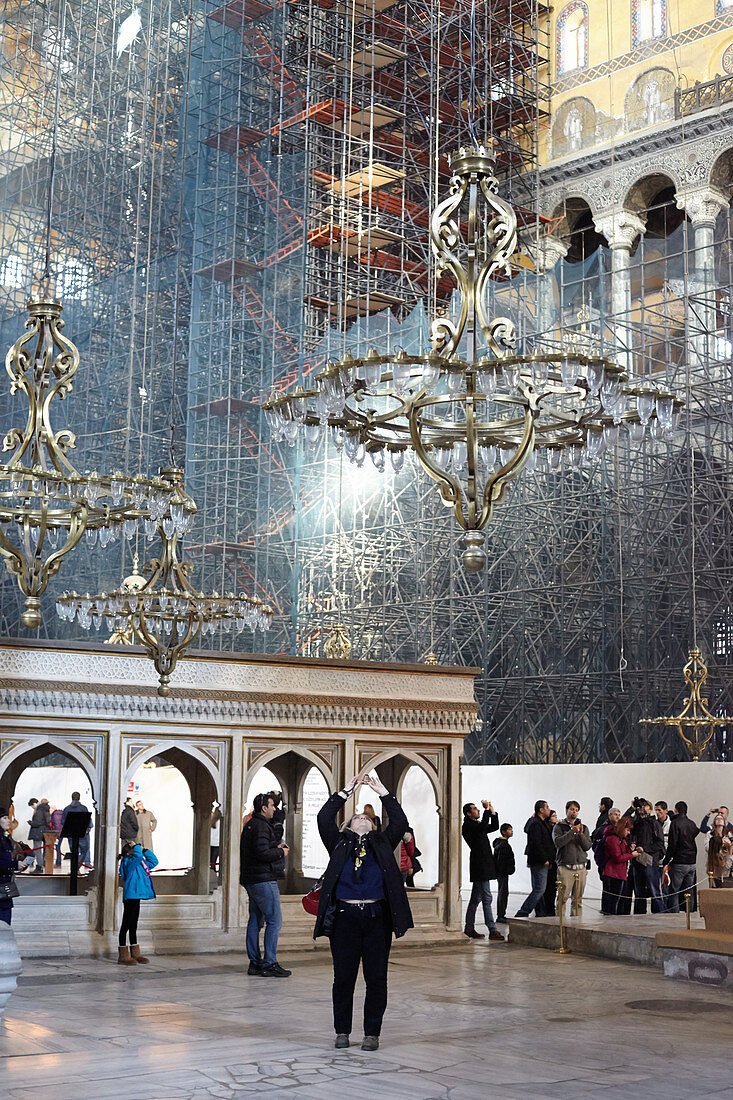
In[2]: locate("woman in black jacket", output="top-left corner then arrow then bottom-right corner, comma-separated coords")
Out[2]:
315,774 -> 413,1052
0,808 -> 17,925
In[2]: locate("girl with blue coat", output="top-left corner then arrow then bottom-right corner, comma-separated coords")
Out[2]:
118,842 -> 158,965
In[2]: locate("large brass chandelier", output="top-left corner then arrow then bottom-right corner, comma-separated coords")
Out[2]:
57,468 -> 273,695
263,147 -> 683,571
0,298 -> 177,627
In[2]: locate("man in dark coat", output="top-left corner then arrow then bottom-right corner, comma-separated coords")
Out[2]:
315,773 -> 413,1052
665,800 -> 700,913
515,800 -> 555,917
27,798 -> 50,873
240,792 -> 290,977
462,800 -> 503,941
120,798 -> 139,846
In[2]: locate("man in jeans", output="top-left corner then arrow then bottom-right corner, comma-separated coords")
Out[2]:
665,800 -> 700,913
240,792 -> 291,977
515,800 -> 555,917
461,800 -> 504,941
552,801 -> 592,917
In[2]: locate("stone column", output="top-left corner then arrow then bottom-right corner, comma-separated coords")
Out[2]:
526,233 -> 569,345
0,923 -> 21,1016
676,185 -> 729,365
593,209 -> 646,373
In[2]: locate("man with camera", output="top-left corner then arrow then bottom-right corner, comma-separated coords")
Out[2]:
624,797 -> 665,913
552,801 -> 591,917
462,799 -> 504,941
240,792 -> 291,977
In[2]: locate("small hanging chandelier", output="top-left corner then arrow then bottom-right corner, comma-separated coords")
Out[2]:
263,147 -> 684,572
640,648 -> 729,761
57,468 -> 273,696
0,299 -> 176,627
57,466 -> 272,690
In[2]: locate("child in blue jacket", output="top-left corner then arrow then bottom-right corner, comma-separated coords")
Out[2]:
118,842 -> 158,965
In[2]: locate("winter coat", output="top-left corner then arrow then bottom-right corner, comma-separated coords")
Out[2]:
400,833 -> 414,874
119,844 -> 159,901
0,829 -> 16,885
50,809 -> 63,832
120,805 -> 139,841
630,814 -> 665,866
240,813 -> 285,885
462,810 -> 499,881
61,801 -> 91,834
314,792 -> 414,940
553,820 -> 592,866
603,833 -> 635,880
493,836 -> 515,877
524,815 -> 556,867
665,813 -> 700,865
136,810 -> 157,851
28,803 -> 51,841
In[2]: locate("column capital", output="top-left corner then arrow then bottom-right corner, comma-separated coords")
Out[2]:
524,233 -> 569,274
593,209 -> 646,251
675,185 -> 729,227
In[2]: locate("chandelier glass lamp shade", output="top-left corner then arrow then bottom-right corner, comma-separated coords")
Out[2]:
0,298 -> 178,627
56,468 -> 273,696
640,648 -> 729,761
263,147 -> 683,572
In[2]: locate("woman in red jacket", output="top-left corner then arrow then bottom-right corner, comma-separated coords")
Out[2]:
602,817 -> 637,915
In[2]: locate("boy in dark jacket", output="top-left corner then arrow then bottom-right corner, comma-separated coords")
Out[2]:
493,823 -> 515,924
240,793 -> 291,977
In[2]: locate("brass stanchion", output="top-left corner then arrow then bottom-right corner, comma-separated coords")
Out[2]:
556,877 -> 570,954
707,871 -> 715,889
684,891 -> 691,930
573,870 -> 579,917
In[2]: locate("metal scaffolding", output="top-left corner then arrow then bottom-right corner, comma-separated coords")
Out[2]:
1,0 -> 731,764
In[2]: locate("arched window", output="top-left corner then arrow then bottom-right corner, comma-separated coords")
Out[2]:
632,0 -> 666,47
556,2 -> 588,75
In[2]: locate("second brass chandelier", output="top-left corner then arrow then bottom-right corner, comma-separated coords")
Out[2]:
264,146 -> 683,572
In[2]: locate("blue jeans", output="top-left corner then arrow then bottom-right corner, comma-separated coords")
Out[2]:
631,862 -> 664,914
245,881 -> 282,966
77,835 -> 91,868
668,863 -> 696,913
465,880 -> 497,933
515,864 -> 549,917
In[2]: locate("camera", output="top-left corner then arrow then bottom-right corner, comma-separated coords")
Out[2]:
632,796 -> 645,810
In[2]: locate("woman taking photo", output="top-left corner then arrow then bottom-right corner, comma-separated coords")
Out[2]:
314,773 -> 413,1051
601,815 -> 636,915
118,841 -> 158,964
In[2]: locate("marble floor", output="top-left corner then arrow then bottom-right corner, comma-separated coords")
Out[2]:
1,938 -> 732,1100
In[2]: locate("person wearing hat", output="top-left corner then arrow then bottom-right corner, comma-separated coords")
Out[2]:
314,773 -> 413,1052
0,808 -> 18,925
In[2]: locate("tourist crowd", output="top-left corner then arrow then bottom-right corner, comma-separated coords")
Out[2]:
460,794 -> 731,936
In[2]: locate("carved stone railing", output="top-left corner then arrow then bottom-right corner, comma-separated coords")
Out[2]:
675,74 -> 733,118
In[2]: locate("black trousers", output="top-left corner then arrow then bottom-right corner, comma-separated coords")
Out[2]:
496,875 -> 509,919
328,902 -> 392,1037
601,875 -> 628,914
119,898 -> 141,946
543,863 -> 557,917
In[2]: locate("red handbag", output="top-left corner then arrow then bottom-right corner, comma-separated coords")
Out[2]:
302,875 -> 324,915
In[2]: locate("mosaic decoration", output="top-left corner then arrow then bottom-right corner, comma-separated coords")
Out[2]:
555,0 -> 589,75
723,40 -> 733,72
554,10 -> 733,92
718,0 -> 733,14
632,0 -> 668,49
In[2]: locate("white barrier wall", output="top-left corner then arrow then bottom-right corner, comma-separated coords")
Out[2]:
461,762 -> 733,900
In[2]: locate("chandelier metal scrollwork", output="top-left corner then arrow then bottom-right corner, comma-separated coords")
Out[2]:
640,648 -> 730,762
57,468 -> 273,696
0,298 -> 177,627
263,147 -> 684,572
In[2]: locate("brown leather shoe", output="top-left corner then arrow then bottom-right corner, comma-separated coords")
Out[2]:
464,929 -> 485,939
130,944 -> 150,963
117,946 -> 137,965
489,930 -> 505,941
